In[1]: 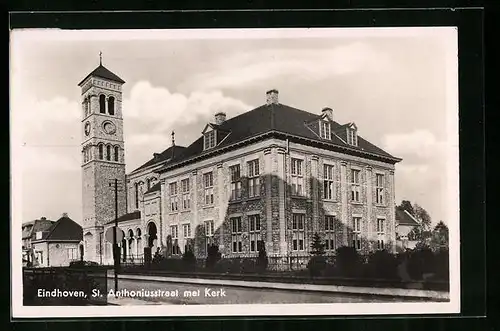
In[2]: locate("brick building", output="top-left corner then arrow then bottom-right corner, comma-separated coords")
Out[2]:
79,63 -> 402,265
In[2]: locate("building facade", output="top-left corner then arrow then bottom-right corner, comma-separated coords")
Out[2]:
79,64 -> 402,265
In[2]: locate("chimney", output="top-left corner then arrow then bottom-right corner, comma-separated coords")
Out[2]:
214,112 -> 226,125
321,107 -> 333,120
266,89 -> 279,105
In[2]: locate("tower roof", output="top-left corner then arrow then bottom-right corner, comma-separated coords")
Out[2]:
78,64 -> 125,86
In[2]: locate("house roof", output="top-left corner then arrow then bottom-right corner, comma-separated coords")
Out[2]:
78,64 -> 125,86
34,216 -> 82,242
396,207 -> 420,226
131,145 -> 186,173
105,211 -> 141,225
22,218 -> 55,239
144,182 -> 161,195
157,103 -> 401,173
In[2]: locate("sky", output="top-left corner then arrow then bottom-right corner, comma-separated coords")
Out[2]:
10,28 -> 458,226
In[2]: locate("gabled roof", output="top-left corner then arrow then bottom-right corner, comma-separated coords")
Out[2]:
396,207 -> 420,226
35,216 -> 82,242
105,211 -> 141,225
157,103 -> 401,173
144,182 -> 161,195
131,145 -> 186,173
78,64 -> 125,86
22,218 -> 55,239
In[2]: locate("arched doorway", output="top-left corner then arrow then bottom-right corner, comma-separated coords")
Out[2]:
120,230 -> 126,262
147,222 -> 157,248
136,228 -> 142,257
127,229 -> 134,261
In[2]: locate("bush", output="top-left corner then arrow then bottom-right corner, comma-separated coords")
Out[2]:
182,250 -> 196,272
406,247 -> 435,280
366,250 -> 399,280
307,255 -> 327,277
433,247 -> 449,281
335,246 -> 363,277
241,258 -> 257,274
206,244 -> 221,270
213,258 -> 242,274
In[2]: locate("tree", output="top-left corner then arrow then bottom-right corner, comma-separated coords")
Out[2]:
307,232 -> 327,277
414,203 -> 432,230
397,200 -> 415,216
310,232 -> 326,256
430,221 -> 449,250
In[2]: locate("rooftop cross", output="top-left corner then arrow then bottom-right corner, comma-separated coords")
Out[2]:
99,51 -> 102,65
171,130 -> 175,146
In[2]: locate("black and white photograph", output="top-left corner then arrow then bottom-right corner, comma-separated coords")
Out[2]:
11,27 -> 459,317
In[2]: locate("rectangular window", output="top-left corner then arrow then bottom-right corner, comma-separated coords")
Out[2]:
247,159 -> 260,198
324,215 -> 336,251
351,217 -> 361,250
169,182 -> 178,211
292,213 -> 305,251
35,231 -> 42,240
67,248 -> 78,260
203,172 -> 214,205
181,178 -> 190,209
183,224 -> 191,238
248,214 -> 261,252
291,158 -> 304,196
204,220 -> 214,253
323,164 -> 335,200
351,169 -> 361,202
376,173 -> 385,204
231,217 -> 243,253
347,128 -> 358,146
230,164 -> 242,200
377,218 -> 385,250
170,225 -> 178,239
204,130 -> 216,149
320,121 -> 331,139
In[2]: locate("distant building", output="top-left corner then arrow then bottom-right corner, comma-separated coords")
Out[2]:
79,62 -> 403,265
22,217 -> 55,266
395,207 -> 420,250
30,213 -> 83,267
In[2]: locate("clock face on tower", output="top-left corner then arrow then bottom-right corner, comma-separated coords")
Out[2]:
102,121 -> 116,135
84,122 -> 91,136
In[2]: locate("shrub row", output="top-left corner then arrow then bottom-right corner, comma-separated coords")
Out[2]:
127,246 -> 449,284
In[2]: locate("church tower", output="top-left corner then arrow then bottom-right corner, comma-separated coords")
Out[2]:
78,55 -> 127,263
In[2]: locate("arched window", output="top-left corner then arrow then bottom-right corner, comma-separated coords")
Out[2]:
99,95 -> 106,114
114,146 -> 119,162
135,183 -> 139,209
98,144 -> 104,159
106,145 -> 111,161
108,96 -> 115,115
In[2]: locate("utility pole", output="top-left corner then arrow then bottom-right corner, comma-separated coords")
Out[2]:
109,179 -> 123,293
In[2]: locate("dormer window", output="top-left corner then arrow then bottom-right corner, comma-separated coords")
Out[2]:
204,130 -> 216,150
320,120 -> 331,140
346,124 -> 358,146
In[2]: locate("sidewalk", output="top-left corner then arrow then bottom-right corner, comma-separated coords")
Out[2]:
110,271 -> 450,301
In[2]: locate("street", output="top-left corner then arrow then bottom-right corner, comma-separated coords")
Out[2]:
106,278 -> 423,305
